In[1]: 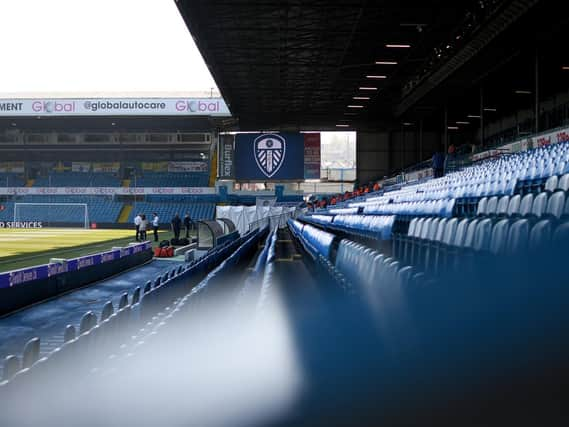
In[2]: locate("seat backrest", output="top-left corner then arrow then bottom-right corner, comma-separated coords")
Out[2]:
519,194 -> 534,216
426,218 -> 440,241
419,218 -> 433,240
506,219 -> 530,254
489,219 -> 510,254
463,219 -> 480,248
473,218 -> 493,252
553,222 -> 569,245
412,218 -> 425,238
531,192 -> 548,218
485,196 -> 499,215
544,175 -> 558,192
101,301 -> 114,322
407,218 -> 419,237
507,194 -> 521,216
529,219 -> 553,250
557,173 -> 569,192
476,197 -> 488,216
434,218 -> 448,242
453,218 -> 470,247
496,196 -> 510,216
441,218 -> 458,245
546,191 -> 566,219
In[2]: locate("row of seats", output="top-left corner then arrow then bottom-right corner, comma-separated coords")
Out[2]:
289,219 -> 421,297
301,214 -> 396,241
33,173 -> 120,187
1,229 -> 251,385
394,215 -> 569,275
328,141 -> 569,214
476,190 -> 569,219
0,174 -> 25,187
363,199 -> 456,218
127,202 -> 215,223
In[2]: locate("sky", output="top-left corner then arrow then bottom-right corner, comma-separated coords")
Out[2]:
0,0 -> 219,98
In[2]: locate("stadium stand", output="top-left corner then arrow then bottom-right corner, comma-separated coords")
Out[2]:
127,202 -> 215,223
33,172 -> 120,187
0,174 -> 25,187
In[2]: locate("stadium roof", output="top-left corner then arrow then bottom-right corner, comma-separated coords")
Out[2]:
177,0 -> 565,131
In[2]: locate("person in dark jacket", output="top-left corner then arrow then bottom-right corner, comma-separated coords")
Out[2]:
171,214 -> 182,240
432,151 -> 446,178
183,213 -> 192,238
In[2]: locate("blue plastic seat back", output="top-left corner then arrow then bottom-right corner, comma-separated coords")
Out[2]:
419,218 -> 433,240
441,218 -> 458,245
529,219 -> 553,250
413,218 -> 425,238
434,218 -> 448,242
486,197 -> 499,215
476,197 -> 488,215
407,218 -> 419,236
506,219 -> 531,254
425,218 -> 440,241
507,195 -> 521,217
557,174 -> 569,192
301,225 -> 335,259
553,222 -> 569,244
473,219 -> 493,252
531,192 -> 548,218
496,196 -> 510,216
463,219 -> 480,248
546,191 -> 566,219
453,218 -> 470,247
519,194 -> 534,216
544,175 -> 558,192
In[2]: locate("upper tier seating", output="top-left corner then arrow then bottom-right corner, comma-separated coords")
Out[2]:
0,174 -> 25,187
33,173 -> 120,187
132,172 -> 209,187
325,141 -> 569,215
127,202 -> 215,223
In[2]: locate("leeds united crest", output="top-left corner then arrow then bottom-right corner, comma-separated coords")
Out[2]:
254,134 -> 286,178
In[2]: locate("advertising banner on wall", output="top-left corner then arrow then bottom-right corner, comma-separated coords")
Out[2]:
303,133 -> 321,179
167,162 -> 208,173
0,187 -> 216,196
92,162 -> 120,173
219,134 -> 235,179
0,98 -> 231,117
234,133 -> 305,180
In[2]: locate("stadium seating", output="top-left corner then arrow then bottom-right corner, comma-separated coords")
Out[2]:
0,174 -> 25,187
33,172 -> 120,187
0,227 -> 258,385
127,202 -> 215,223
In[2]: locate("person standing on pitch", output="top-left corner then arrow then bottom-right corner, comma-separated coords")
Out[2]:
152,212 -> 160,242
134,212 -> 142,241
171,213 -> 182,241
139,214 -> 148,241
184,212 -> 192,238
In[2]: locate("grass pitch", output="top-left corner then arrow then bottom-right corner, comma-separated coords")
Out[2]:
0,228 -> 175,272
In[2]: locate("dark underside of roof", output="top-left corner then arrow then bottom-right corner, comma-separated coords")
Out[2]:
177,0 -> 566,132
